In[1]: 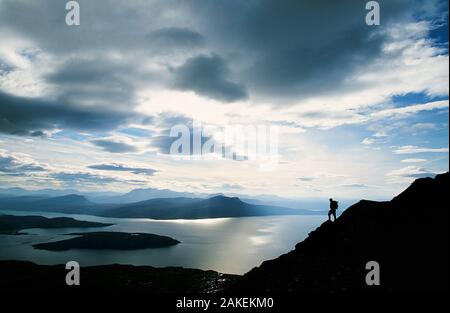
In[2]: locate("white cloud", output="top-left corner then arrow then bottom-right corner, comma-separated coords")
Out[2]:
393,146 -> 449,154
401,158 -> 427,163
0,149 -> 48,173
362,138 -> 375,145
371,100 -> 448,120
387,166 -> 436,179
373,131 -> 388,138
410,123 -> 437,131
0,30 -> 52,97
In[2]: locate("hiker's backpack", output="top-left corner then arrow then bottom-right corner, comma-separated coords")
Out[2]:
331,200 -> 338,210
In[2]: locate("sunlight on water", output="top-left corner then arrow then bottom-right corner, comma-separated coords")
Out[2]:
249,235 -> 272,246
0,210 -> 325,274
137,217 -> 232,225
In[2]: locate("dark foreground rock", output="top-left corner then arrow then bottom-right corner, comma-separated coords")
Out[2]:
33,232 -> 180,251
228,172 -> 449,293
0,260 -> 239,293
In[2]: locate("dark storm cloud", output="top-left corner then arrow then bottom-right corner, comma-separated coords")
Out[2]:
0,1 -> 158,137
0,0 -> 161,53
88,163 -> 158,176
182,0 -> 417,101
172,54 -> 248,102
90,138 -> 138,153
43,57 -> 145,113
46,58 -> 130,86
0,1 -> 202,55
148,27 -> 205,48
30,130 -> 46,137
0,91 -> 134,136
0,0 -> 439,108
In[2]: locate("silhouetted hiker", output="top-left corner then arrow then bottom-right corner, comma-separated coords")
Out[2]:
328,198 -> 338,222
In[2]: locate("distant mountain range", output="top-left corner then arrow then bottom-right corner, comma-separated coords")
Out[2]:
0,186 -> 353,212
0,186 -> 204,203
0,187 -> 121,202
101,188 -> 204,204
0,193 -> 326,219
99,195 -> 322,219
0,194 -> 101,214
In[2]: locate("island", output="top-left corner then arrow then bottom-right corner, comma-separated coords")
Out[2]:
0,215 -> 113,235
32,231 -> 181,251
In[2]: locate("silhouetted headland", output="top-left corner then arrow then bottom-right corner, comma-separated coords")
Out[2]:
0,215 -> 112,235
0,260 -> 238,293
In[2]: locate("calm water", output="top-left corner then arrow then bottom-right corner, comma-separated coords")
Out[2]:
0,210 -> 325,274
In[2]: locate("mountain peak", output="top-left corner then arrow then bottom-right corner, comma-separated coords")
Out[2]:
206,195 -> 243,203
53,194 -> 89,201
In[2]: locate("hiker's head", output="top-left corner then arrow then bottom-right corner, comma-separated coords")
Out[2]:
329,198 -> 332,202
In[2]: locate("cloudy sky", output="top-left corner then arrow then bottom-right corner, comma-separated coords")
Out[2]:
0,0 -> 448,199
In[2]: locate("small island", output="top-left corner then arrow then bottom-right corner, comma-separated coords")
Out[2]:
0,215 -> 113,235
32,231 -> 181,251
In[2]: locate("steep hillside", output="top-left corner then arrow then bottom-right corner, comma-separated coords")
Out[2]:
229,173 -> 449,292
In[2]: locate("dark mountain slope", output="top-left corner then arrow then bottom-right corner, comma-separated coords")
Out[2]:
229,172 -> 449,292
